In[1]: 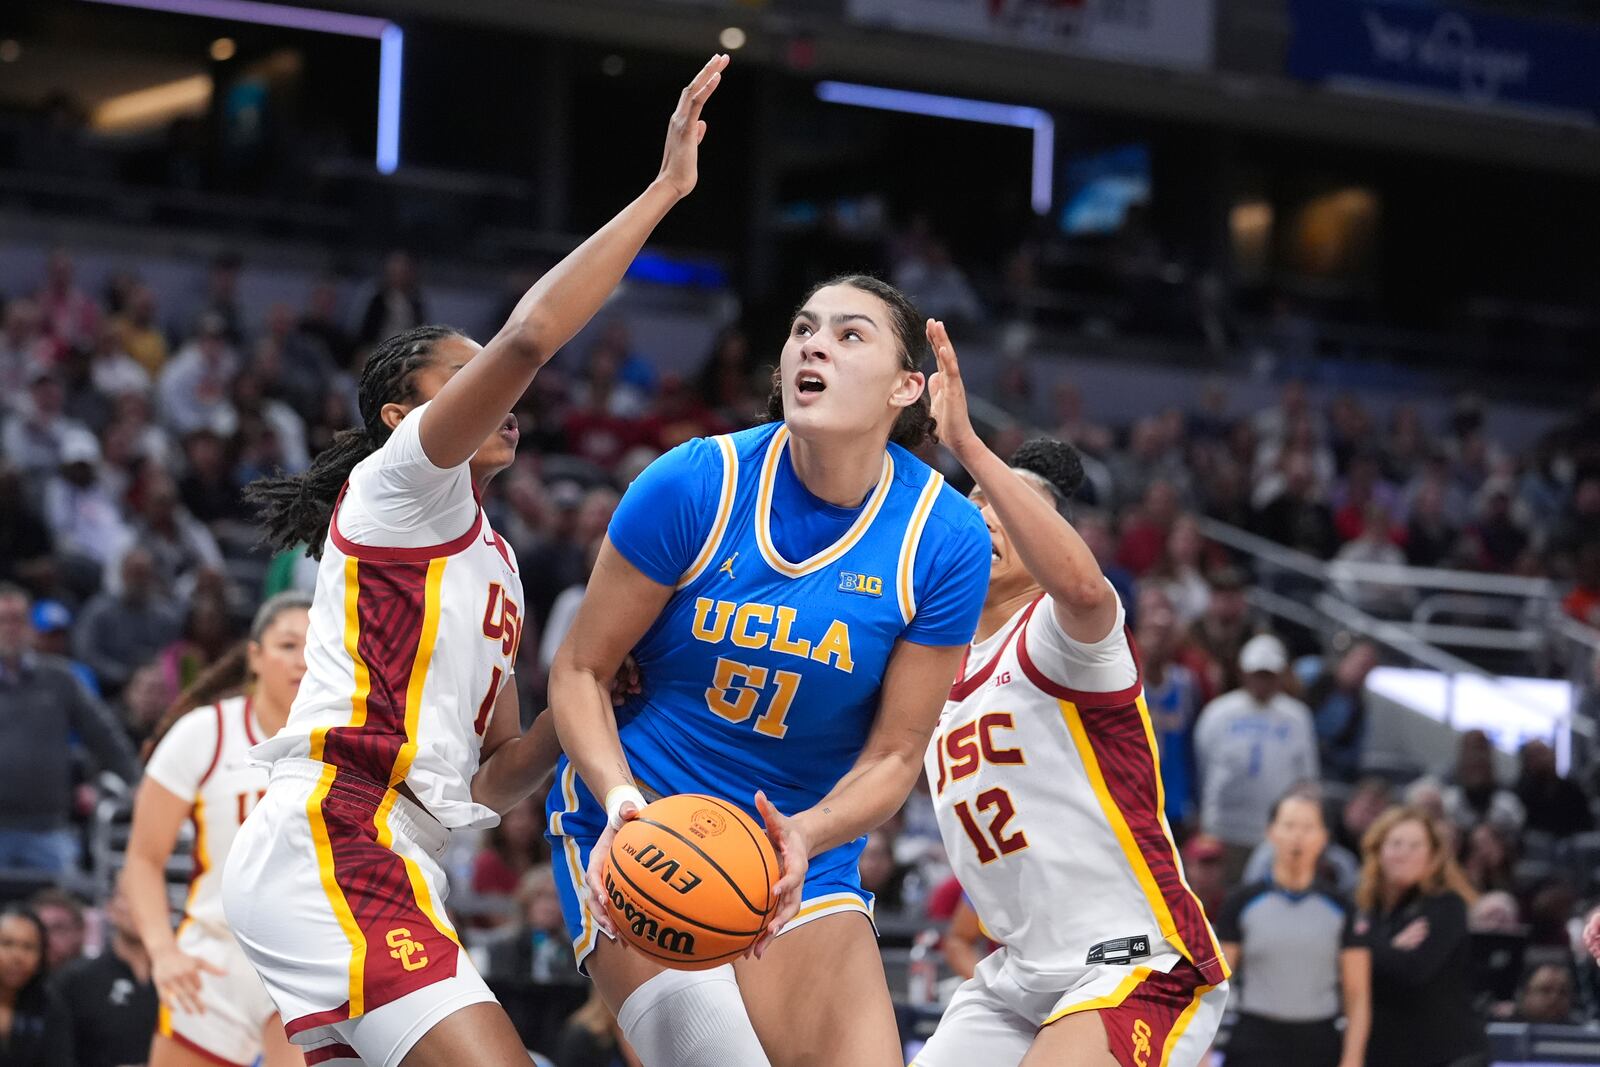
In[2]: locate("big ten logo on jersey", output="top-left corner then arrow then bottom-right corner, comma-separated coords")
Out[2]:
837,570 -> 882,597
933,712 -> 1025,796
621,840 -> 704,895
481,582 -> 522,658
235,789 -> 266,823
385,928 -> 428,972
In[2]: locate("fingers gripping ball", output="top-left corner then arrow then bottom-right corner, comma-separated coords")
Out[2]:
601,794 -> 778,969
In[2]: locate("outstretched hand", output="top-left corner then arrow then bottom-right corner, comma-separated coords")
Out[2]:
657,54 -> 729,199
926,319 -> 978,457
748,790 -> 808,960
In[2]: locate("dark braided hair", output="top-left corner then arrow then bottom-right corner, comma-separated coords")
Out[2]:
247,325 -> 463,557
1008,438 -> 1085,507
764,274 -> 938,450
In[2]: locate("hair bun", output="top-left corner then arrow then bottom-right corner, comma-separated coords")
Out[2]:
1009,437 -> 1085,500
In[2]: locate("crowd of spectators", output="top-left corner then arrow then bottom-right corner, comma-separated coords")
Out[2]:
4,246 -> 1600,1064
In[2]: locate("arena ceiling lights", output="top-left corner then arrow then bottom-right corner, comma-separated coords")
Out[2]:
815,81 -> 1055,215
81,0 -> 403,175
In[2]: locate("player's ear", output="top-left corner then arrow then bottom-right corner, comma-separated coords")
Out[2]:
889,370 -> 925,411
380,401 -> 413,433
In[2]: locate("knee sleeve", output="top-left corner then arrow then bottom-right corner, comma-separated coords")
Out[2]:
616,965 -> 771,1067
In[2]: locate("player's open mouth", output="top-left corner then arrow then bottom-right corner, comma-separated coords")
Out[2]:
499,414 -> 519,441
796,371 -> 827,395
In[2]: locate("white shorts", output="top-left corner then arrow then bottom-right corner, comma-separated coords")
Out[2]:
221,758 -> 496,1067
912,947 -> 1228,1067
158,921 -> 278,1066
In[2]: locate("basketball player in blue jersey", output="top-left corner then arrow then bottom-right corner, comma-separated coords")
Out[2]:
548,275 -> 992,1067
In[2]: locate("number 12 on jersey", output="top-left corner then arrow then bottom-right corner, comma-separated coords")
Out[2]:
953,787 -> 1028,864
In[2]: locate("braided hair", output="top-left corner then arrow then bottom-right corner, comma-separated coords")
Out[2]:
247,325 -> 463,558
765,274 -> 938,450
1008,438 -> 1085,510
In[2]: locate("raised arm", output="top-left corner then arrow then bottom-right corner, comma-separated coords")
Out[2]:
414,54 -> 729,469
925,320 -> 1117,643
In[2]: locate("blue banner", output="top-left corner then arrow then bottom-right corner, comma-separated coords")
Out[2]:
1286,0 -> 1600,123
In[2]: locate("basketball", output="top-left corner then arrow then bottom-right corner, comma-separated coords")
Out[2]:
601,793 -> 778,970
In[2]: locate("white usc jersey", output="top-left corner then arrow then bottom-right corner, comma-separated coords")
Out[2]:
146,694 -> 272,934
925,591 -> 1228,992
252,401 -> 522,830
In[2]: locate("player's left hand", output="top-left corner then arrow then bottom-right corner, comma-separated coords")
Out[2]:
750,790 -> 807,960
926,319 -> 978,458
609,656 -> 642,706
1583,907 -> 1600,960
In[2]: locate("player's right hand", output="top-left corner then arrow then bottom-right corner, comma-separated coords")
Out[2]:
656,53 -> 728,200
151,945 -> 225,1016
586,800 -> 641,942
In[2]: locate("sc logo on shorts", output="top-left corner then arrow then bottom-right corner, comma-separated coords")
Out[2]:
386,928 -> 428,972
837,571 -> 883,597
1130,1019 -> 1153,1066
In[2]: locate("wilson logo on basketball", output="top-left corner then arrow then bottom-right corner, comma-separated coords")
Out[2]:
604,869 -> 698,957
689,809 -> 727,839
624,841 -> 706,895
385,928 -> 428,972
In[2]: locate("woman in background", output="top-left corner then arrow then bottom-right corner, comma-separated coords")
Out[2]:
0,904 -> 71,1067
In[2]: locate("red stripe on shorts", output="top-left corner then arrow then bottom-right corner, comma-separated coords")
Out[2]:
305,1043 -> 361,1065
1096,959 -> 1213,1067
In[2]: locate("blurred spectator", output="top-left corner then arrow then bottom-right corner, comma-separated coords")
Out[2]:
0,585 -> 138,873
1334,777 -> 1394,855
1252,451 -> 1338,559
2,368 -> 89,487
1563,544 -> 1600,629
36,250 -> 100,358
857,830 -> 909,917
1240,787 -> 1361,895
1144,515 -> 1210,625
1216,789 -> 1370,1067
939,896 -> 990,981
157,312 -> 238,436
84,320 -> 148,400
566,337 -> 646,456
472,797 -> 549,906
105,470 -> 223,598
50,886 -> 156,1067
1461,823 -> 1516,896
73,547 -> 183,694
259,301 -> 340,424
597,320 -> 659,399
155,594 -> 235,694
27,890 -> 85,974
176,427 -> 243,526
297,280 -> 354,373
1116,479 -> 1182,576
637,375 -> 724,455
539,539 -> 601,673
1514,963 -> 1576,1024
1180,833 -> 1230,919
524,487 -> 617,628
231,365 -> 309,473
1462,481 -> 1529,573
28,601 -> 96,696
695,326 -> 756,418
1188,567 -> 1251,699
1135,590 -> 1201,829
1194,634 -> 1320,881
43,431 -> 129,569
1333,505 -> 1410,616
0,904 -> 72,1067
482,865 -> 574,983
1467,890 -> 1521,933
0,466 -> 53,590
1442,729 -> 1526,836
1331,453 -> 1398,544
1300,639 -> 1379,782
1548,474 -> 1600,575
891,236 -> 982,328
553,988 -> 642,1067
1357,806 -> 1485,1067
0,298 -> 50,398
1072,511 -> 1136,628
109,283 -> 168,379
1515,739 -> 1593,838
1403,477 -> 1460,568
357,250 -> 425,347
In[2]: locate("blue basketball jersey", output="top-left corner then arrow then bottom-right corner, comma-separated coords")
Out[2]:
593,420 -> 990,820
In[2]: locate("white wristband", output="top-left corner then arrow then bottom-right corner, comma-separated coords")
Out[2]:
605,785 -> 647,830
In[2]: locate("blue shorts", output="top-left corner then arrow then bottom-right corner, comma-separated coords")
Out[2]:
545,758 -> 875,973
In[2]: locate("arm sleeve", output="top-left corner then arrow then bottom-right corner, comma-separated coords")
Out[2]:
1023,582 -> 1139,698
902,502 -> 991,647
144,709 -> 219,802
66,672 -> 139,783
337,400 -> 477,544
1368,893 -> 1468,987
607,437 -> 720,587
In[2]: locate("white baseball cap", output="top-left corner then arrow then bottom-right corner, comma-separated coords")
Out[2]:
1238,634 -> 1288,675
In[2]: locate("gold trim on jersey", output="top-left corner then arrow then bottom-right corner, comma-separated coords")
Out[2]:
306,761 -> 367,1016
782,892 -> 874,936
896,471 -> 944,625
1060,696 -> 1198,967
309,558 -> 372,762
1040,966 -> 1154,1025
388,557 -> 446,787
754,425 -> 894,579
375,789 -> 460,948
1159,983 -> 1215,1067
551,765 -> 597,960
677,435 -> 740,589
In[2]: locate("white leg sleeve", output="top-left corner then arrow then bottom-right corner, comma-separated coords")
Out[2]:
616,965 -> 772,1067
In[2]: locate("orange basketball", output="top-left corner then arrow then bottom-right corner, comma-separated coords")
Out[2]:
601,793 -> 778,970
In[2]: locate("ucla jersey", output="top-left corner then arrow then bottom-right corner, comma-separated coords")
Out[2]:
548,421 -> 989,964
